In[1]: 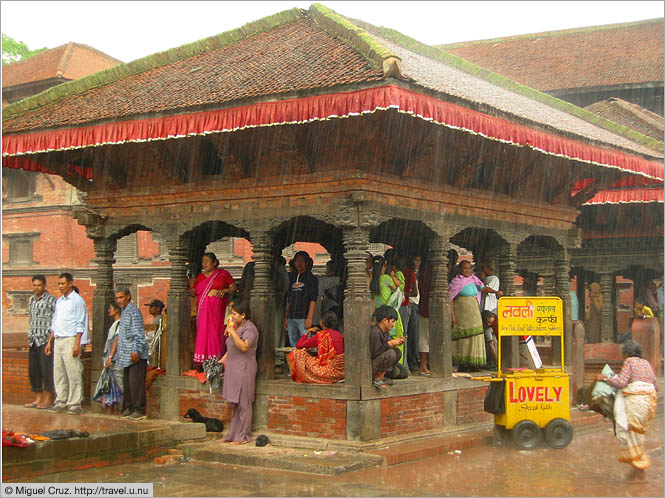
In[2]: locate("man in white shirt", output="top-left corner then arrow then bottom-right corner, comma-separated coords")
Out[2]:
479,261 -> 502,314
45,272 -> 89,415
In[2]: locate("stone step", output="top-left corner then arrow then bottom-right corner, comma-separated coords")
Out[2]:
1,405 -> 207,482
180,440 -> 383,475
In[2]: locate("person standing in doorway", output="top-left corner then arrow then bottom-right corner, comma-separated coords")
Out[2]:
25,275 -> 56,409
478,261 -> 503,314
114,287 -> 149,419
401,255 -> 421,373
417,259 -> 432,375
284,251 -> 318,348
45,273 -> 89,415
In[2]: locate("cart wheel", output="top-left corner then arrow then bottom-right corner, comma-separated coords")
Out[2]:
544,418 -> 574,449
493,425 -> 510,444
511,420 -> 541,450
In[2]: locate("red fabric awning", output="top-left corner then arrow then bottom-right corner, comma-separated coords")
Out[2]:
3,84 -> 663,180
2,155 -> 93,180
584,187 -> 664,205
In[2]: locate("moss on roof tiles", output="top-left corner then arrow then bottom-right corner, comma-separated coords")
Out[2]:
2,7 -> 306,121
309,3 -> 399,70
351,19 -> 663,153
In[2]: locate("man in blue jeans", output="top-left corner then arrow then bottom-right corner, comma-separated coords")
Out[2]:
284,251 -> 318,348
400,255 -> 421,373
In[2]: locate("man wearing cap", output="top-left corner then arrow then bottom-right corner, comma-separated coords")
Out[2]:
144,299 -> 165,329
143,299 -> 164,368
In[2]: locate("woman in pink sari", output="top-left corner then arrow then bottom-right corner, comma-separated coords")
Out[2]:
190,252 -> 236,364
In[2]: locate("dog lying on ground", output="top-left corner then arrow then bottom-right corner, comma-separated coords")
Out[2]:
183,408 -> 224,432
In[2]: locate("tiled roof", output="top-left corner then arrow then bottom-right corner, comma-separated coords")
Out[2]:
356,23 -> 662,158
1,5 -> 662,161
584,98 -> 664,142
439,19 -> 664,91
2,16 -> 384,133
2,42 -> 122,88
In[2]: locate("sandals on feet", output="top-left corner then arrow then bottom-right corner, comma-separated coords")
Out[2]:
373,380 -> 388,389
24,402 -> 38,408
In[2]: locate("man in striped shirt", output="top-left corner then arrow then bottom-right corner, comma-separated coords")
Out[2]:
26,275 -> 56,409
114,288 -> 149,420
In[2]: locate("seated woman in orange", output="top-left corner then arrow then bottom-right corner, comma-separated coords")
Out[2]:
288,312 -> 344,384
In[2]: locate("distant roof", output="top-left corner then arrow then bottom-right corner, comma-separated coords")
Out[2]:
438,18 -> 664,92
584,98 -> 664,143
2,4 -> 663,180
2,42 -> 122,88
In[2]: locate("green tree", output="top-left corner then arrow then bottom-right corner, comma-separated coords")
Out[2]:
2,33 -> 47,65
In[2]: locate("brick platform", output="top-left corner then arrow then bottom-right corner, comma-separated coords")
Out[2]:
2,348 -> 92,406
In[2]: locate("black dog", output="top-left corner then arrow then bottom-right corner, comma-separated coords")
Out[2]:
184,408 -> 224,432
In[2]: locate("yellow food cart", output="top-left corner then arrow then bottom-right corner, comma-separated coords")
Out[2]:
481,296 -> 573,450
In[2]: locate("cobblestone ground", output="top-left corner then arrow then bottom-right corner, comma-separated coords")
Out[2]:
14,417 -> 664,497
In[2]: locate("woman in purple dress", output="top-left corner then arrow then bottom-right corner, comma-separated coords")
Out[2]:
220,299 -> 258,444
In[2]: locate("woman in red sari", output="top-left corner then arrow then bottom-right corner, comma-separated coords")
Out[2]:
190,252 -> 236,364
288,312 -> 344,384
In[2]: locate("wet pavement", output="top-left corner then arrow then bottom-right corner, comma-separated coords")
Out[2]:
13,415 -> 664,497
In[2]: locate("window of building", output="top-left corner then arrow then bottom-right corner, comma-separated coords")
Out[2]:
3,169 -> 39,202
206,237 -> 240,262
7,291 -> 32,314
115,233 -> 138,264
3,233 -> 39,266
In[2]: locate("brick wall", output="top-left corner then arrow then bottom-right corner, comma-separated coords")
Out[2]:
2,349 -> 92,406
268,395 -> 347,439
381,392 -> 444,437
456,386 -> 493,425
146,385 -> 161,419
178,388 -> 233,422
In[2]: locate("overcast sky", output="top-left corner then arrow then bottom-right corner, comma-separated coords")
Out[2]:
1,1 -> 663,63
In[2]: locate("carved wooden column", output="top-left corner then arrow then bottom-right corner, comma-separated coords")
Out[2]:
576,270 -> 586,323
554,248 -> 573,365
90,237 -> 116,412
497,242 -> 519,368
159,234 -> 191,420
166,235 -> 191,375
599,271 -> 616,343
540,273 -> 556,296
342,226 -> 373,388
428,233 -> 452,378
249,229 -> 275,380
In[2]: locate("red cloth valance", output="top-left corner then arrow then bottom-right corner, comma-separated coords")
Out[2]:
584,187 -> 664,205
3,85 -> 663,181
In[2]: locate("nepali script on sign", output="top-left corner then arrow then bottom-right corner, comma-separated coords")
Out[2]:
497,296 -> 564,337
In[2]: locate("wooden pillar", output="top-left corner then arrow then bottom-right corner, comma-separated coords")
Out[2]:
157,235 -> 191,420
497,242 -> 519,368
554,248 -> 573,366
577,270 -> 586,324
342,226 -> 372,388
600,272 -> 616,343
90,237 -> 116,412
428,233 -> 452,378
249,229 -> 275,380
541,273 -> 555,297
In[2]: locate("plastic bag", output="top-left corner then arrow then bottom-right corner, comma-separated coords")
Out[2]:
591,364 -> 617,398
94,368 -> 123,406
93,368 -> 111,398
484,380 -> 506,415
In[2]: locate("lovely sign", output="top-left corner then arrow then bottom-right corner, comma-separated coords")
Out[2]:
508,383 -> 564,404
